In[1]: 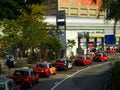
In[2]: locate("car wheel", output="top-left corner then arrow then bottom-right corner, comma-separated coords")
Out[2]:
83,62 -> 86,65
64,66 -> 68,70
47,73 -> 50,78
93,59 -> 97,62
36,79 -> 39,83
54,71 -> 56,75
101,59 -> 103,62
75,63 -> 78,66
29,82 -> 33,88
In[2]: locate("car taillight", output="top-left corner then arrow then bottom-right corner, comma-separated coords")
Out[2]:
45,69 -> 49,72
24,78 -> 30,82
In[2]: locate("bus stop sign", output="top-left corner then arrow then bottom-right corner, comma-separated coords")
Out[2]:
105,35 -> 115,44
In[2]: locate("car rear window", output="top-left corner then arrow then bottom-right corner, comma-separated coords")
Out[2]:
56,59 -> 65,63
13,70 -> 29,76
36,64 -> 47,68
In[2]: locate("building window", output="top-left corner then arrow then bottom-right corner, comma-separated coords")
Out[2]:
71,13 -> 78,16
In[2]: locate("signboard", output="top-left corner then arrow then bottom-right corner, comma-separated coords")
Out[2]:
57,22 -> 65,26
57,10 -> 65,19
61,0 -> 102,6
56,10 -> 66,26
105,35 -> 115,44
56,10 -> 66,30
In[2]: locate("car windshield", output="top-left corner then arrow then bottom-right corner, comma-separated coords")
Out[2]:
77,56 -> 85,59
13,70 -> 29,76
0,83 -> 5,90
37,64 -> 48,68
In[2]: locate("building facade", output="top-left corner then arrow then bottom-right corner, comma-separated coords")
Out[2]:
45,16 -> 120,57
44,0 -> 106,18
43,0 -> 120,57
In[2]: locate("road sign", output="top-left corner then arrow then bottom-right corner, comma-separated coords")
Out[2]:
56,10 -> 66,26
105,35 -> 115,44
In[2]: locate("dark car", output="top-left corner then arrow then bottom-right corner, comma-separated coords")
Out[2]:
93,52 -> 108,62
0,77 -> 20,90
10,67 -> 39,88
53,58 -> 72,70
74,55 -> 92,66
33,62 -> 57,78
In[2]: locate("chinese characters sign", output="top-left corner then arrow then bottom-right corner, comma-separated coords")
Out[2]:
61,0 -> 102,6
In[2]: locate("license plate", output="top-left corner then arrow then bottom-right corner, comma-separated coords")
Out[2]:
36,70 -> 44,73
56,65 -> 60,67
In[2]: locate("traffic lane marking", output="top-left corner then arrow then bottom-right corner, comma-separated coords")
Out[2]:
50,62 -> 109,90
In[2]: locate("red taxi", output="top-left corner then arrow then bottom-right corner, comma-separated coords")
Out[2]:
74,55 -> 92,66
33,62 -> 57,78
53,58 -> 73,70
93,52 -> 108,62
10,67 -> 39,88
107,49 -> 117,53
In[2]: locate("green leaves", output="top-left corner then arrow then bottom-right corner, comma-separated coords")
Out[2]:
67,39 -> 76,48
0,0 -> 26,19
48,37 -> 62,51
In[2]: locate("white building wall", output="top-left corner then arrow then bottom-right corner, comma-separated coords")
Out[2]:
45,16 -> 120,57
66,30 -> 78,57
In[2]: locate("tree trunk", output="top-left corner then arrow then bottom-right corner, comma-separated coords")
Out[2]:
113,18 -> 118,44
113,19 -> 118,35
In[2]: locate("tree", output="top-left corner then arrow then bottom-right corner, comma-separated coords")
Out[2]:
0,0 -> 45,20
1,3 -> 63,62
93,0 -> 120,36
67,39 -> 76,48
66,39 -> 76,58
1,4 -> 47,59
47,37 -> 63,59
0,0 -> 27,20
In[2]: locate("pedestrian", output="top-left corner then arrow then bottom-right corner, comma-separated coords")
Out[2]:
6,56 -> 15,68
6,56 -> 11,66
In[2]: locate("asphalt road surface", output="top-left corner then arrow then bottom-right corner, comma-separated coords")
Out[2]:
27,61 -> 112,90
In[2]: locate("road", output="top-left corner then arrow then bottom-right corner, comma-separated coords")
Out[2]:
27,61 -> 112,90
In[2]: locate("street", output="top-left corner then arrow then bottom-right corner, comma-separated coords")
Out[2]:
28,61 -> 112,90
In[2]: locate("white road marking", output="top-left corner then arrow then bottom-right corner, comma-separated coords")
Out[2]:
54,82 -> 58,85
50,62 -> 109,90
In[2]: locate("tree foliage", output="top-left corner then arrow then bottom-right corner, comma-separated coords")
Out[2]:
1,5 -> 48,55
67,39 -> 76,48
0,0 -> 27,19
17,5 -> 47,48
0,0 -> 45,20
93,0 -> 120,35
47,37 -> 62,51
1,3 -> 63,61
